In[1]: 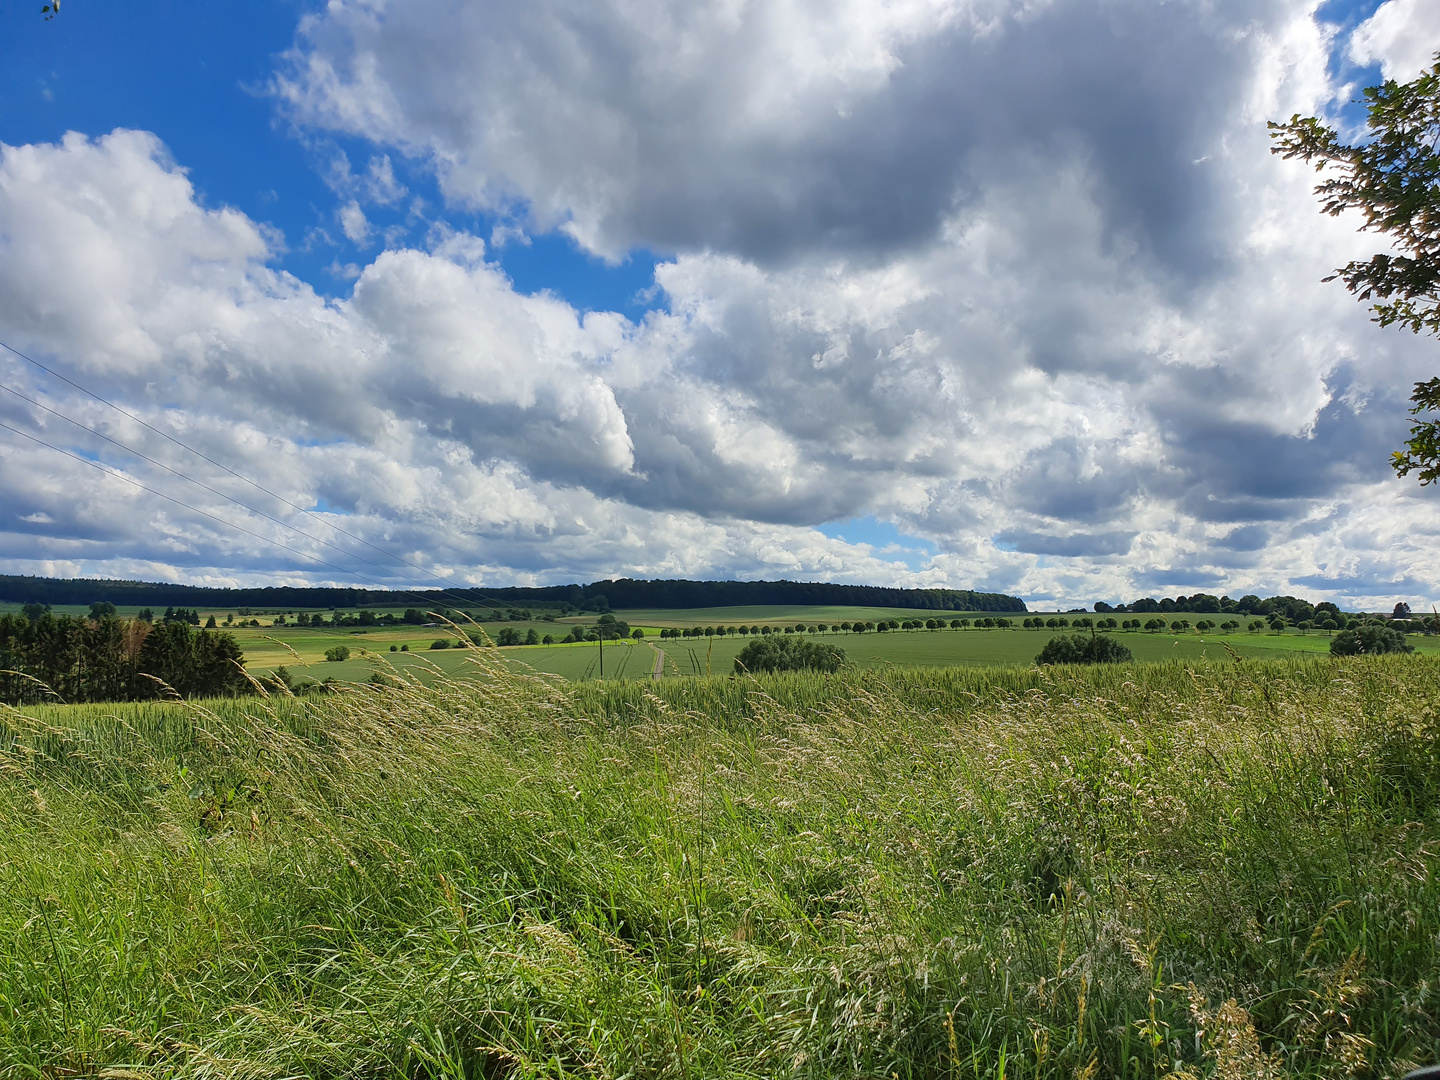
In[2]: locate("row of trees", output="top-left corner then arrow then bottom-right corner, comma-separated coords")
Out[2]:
0,612 -> 249,704
493,627 -> 543,646
558,615 -> 632,644
1093,594 -> 1347,622
660,618 -> 1005,639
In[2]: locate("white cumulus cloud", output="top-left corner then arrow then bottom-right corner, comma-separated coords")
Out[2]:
0,0 -> 1436,610
1349,0 -> 1440,81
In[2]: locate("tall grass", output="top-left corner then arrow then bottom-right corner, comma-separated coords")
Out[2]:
1,652 -> 1437,1078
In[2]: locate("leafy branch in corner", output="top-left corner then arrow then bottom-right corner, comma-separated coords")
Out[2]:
1270,54 -> 1440,484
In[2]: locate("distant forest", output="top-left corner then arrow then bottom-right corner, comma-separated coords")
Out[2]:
0,575 -> 1028,613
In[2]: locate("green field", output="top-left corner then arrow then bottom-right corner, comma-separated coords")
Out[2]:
648,625 -> 1438,676
4,599 -> 1426,687
2,654 -> 1437,1076
255,621 -> 1440,685
296,638 -> 661,686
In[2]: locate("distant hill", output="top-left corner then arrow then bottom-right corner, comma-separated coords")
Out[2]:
474,578 -> 1027,612
0,574 -> 1027,613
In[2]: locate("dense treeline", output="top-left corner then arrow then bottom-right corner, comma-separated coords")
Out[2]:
0,574 -> 1027,613
0,612 -> 248,704
0,575 -> 408,611
1097,592 -> 1350,621
511,578 -> 1026,611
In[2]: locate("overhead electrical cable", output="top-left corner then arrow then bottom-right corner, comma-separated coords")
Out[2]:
0,339 -> 469,584
0,416 -> 513,620
0,377 -> 464,593
0,338 -> 555,616
0,418 -> 388,585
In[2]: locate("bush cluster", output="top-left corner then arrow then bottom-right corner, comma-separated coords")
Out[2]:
1330,623 -> 1413,656
1034,632 -> 1135,665
733,634 -> 847,673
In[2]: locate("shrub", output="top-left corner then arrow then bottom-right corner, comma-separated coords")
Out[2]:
1035,633 -> 1134,666
734,635 -> 846,674
1330,624 -> 1413,656
323,645 -> 350,663
430,639 -> 451,650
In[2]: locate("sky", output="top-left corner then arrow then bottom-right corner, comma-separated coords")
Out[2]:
0,0 -> 1437,609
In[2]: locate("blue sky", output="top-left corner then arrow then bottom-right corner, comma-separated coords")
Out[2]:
0,0 -> 1436,608
2,1 -> 664,312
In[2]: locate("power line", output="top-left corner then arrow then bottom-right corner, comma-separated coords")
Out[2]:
0,418 -> 379,585
0,338 -> 466,585
0,338 -> 536,614
0,416 -> 519,621
0,377 -> 459,593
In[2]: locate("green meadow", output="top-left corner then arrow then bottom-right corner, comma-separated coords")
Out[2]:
2,652 -> 1437,1077
9,601 -> 1413,687
645,625 -> 1418,678
220,610 -> 1440,685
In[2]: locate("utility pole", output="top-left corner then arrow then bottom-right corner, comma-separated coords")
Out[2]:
598,628 -> 604,679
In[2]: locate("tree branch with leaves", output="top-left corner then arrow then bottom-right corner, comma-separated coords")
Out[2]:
1270,55 -> 1440,484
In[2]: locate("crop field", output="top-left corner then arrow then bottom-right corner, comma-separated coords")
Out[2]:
2,652 -> 1437,1077
238,632 -> 659,686
649,625 -> 1440,677
11,601 -> 1421,688
248,619 -> 1440,686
